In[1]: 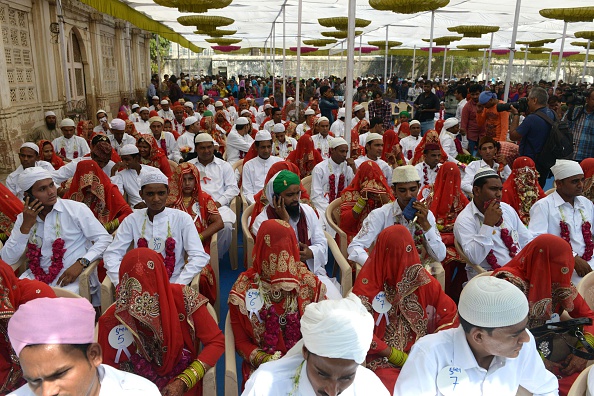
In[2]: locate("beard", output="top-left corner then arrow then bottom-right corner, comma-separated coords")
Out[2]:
285,203 -> 300,220
46,121 -> 56,129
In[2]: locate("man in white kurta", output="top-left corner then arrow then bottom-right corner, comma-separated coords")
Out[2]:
93,110 -> 111,134
176,116 -> 199,154
271,123 -> 297,159
330,108 -> 346,138
226,117 -> 254,165
134,107 -> 151,134
1,168 -> 111,301
296,108 -> 316,137
243,295 -> 390,396
354,133 -> 393,184
454,168 -> 531,279
439,117 -> 462,163
149,116 -> 182,163
351,104 -> 367,132
414,143 -> 442,188
52,135 -> 115,185
108,118 -> 136,155
188,133 -> 239,257
262,107 -> 282,133
400,120 -> 422,162
461,137 -> 511,196
311,117 -> 334,160
157,100 -> 174,121
348,165 -> 446,266
529,160 -> 594,285
242,130 -> 284,205
103,169 -> 209,286
110,144 -> 152,208
393,276 -> 558,396
5,143 -> 55,199
52,118 -> 90,162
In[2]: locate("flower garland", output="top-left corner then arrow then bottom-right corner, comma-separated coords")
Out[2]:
485,221 -> 518,270
559,208 -> 594,262
257,282 -> 301,355
328,161 -> 346,202
59,137 -> 79,159
273,140 -> 293,158
137,216 -> 177,278
159,138 -> 167,154
26,213 -> 66,284
129,348 -> 193,390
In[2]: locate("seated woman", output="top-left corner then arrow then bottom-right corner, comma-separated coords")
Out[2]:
38,140 -> 65,170
418,161 -> 469,303
501,156 -> 545,226
353,224 -> 458,393
581,158 -> 594,203
0,184 -> 22,243
137,134 -> 173,177
167,162 -> 223,306
492,234 -> 594,395
63,160 -> 132,234
0,260 -> 55,394
77,120 -> 95,146
340,160 -> 394,244
410,129 -> 449,166
98,248 -> 224,396
228,219 -> 326,384
381,129 -> 405,168
286,134 -> 323,178
352,119 -> 370,157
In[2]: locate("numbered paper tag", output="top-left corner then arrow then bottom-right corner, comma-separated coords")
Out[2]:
372,291 -> 392,326
150,237 -> 165,253
245,289 -> 264,321
192,202 -> 200,215
437,365 -> 469,396
512,230 -> 519,243
108,325 -> 133,364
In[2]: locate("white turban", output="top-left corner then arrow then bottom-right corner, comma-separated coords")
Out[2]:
60,119 -> 75,128
300,294 -> 374,364
353,104 -> 364,112
44,111 -> 56,118
120,144 -> 139,156
111,118 -> 126,131
329,137 -> 348,149
551,159 -> 583,181
443,117 -> 459,131
18,167 -> 53,192
272,123 -> 285,133
184,102 -> 194,109
140,169 -> 168,187
20,142 -> 39,154
337,108 -> 346,118
392,165 -> 420,184
255,130 -> 272,142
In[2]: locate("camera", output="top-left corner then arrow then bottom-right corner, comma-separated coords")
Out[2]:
497,97 -> 528,113
561,87 -> 585,107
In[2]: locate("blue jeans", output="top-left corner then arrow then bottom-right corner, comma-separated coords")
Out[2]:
420,120 -> 435,136
467,139 -> 478,156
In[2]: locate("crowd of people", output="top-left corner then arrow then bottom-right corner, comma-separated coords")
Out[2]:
0,70 -> 594,395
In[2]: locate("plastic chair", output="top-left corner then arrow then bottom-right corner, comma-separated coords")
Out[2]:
191,233 -> 221,319
454,238 -> 487,275
325,198 -> 348,260
78,259 -> 102,302
202,303 -> 218,396
231,160 -> 244,271
241,204 -> 255,268
302,175 -> 313,197
425,261 -> 446,290
224,312 -> 239,396
325,231 -> 353,296
567,364 -> 592,396
51,287 -> 83,298
168,160 -> 179,172
578,271 -> 594,311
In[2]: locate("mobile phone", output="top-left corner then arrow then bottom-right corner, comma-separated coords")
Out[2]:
24,192 -> 35,203
402,197 -> 418,221
100,117 -> 108,123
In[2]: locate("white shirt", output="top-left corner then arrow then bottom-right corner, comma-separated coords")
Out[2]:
188,156 -> 239,223
103,207 -> 209,286
6,162 -> 55,199
415,162 -> 440,188
354,156 -> 393,184
52,157 -> 114,185
134,119 -> 150,134
176,131 -> 196,153
529,192 -> 594,284
330,119 -> 345,137
358,132 -> 369,148
109,133 -> 136,155
129,112 -> 141,123
347,200 -> 446,265
10,364 -> 161,396
311,134 -> 333,160
226,129 -> 254,165
110,165 -> 152,208
311,158 -> 355,214
273,138 -> 297,159
263,120 -> 276,133
296,122 -> 312,137
456,98 -> 468,121
157,108 -> 174,121
153,131 -> 182,163
242,156 -> 284,205
454,201 -> 532,279
461,160 -> 511,196
172,118 -> 185,137
51,135 -> 90,160
243,353 -> 390,396
94,123 -> 111,134
1,199 -> 112,295
393,327 -> 558,396
400,135 -> 422,162
256,111 -> 268,127
440,132 -> 460,163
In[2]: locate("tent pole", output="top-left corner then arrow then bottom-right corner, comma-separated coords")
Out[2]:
554,21 -> 568,92
345,0 -> 356,154
481,49 -> 487,80
272,23 -> 276,97
450,53 -> 454,79
412,45 -> 416,78
296,0 -> 302,109
282,5 -> 286,105
503,0 -> 522,103
582,39 -> 591,84
547,50 -> 552,81
358,35 -> 362,78
523,45 -> 529,82
486,32 -> 494,83
157,34 -> 162,94
442,45 -> 448,83
428,10 -> 435,79
384,26 -> 389,93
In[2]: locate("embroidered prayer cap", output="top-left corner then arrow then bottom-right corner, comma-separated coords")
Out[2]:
18,167 -> 53,192
120,144 -> 139,156
149,116 -> 164,125
479,91 -> 497,105
399,111 -> 410,118
473,167 -> 499,185
140,168 -> 168,187
111,118 -> 126,131
139,107 -> 149,113
316,116 -> 329,125
272,123 -> 286,133
304,108 -> 316,116
96,109 -> 107,116
551,159 -> 583,181
425,143 -> 441,151
459,276 -> 528,328
354,104 -> 364,112
195,133 -> 214,144
264,104 -> 273,110
443,117 -> 459,131
20,142 -> 39,154
241,110 -> 252,117
44,111 -> 56,118
365,133 -> 383,145
202,95 -> 209,101
409,120 -> 421,126
8,297 -> 96,357
214,101 -> 224,107
272,170 -> 300,194
131,104 -> 140,110
184,101 -> 194,109
478,136 -> 498,150
91,134 -> 109,145
203,110 -> 213,117
337,108 -> 346,118
255,130 -> 273,142
300,293 -> 373,364
184,116 -> 198,127
160,100 -> 169,105
329,137 -> 348,149
60,118 -> 75,128
152,96 -> 160,100
392,165 -> 420,184
235,117 -> 249,126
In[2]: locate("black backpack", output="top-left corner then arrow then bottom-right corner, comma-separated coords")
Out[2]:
532,110 -> 573,170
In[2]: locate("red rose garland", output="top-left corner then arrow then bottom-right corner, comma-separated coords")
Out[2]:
259,306 -> 301,354
485,224 -> 518,270
160,138 -> 167,154
26,216 -> 66,284
559,208 -> 594,262
328,161 -> 346,202
137,218 -> 176,278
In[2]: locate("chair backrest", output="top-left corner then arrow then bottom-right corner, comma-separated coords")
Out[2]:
325,198 -> 348,259
390,102 -> 398,116
51,287 -> 83,298
209,233 -> 220,318
578,271 -> 594,311
224,312 -> 239,396
324,231 -> 352,295
232,159 -> 243,174
241,204 -> 255,268
567,364 -> 592,396
168,160 -> 178,172
302,175 -> 313,197
454,238 -> 486,275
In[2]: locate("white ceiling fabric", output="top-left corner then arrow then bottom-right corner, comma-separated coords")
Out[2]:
124,0 -> 594,52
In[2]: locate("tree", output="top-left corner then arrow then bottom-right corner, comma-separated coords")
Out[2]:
150,34 -> 171,75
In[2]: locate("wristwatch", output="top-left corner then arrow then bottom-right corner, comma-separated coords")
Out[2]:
78,258 -> 91,269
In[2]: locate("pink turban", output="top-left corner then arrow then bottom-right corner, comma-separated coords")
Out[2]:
8,297 -> 96,356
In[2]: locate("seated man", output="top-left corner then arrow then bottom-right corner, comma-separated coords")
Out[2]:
394,276 -> 558,396
415,143 -> 442,188
7,297 -> 160,395
28,111 -> 61,143
262,106 -> 282,133
51,118 -> 90,162
311,117 -> 333,160
243,294 -> 390,396
242,130 -> 284,205
1,168 -> 112,300
330,107 -> 346,138
296,108 -> 316,136
188,133 -> 239,258
271,123 -> 297,159
108,118 -> 136,156
355,133 -> 393,184
251,170 -> 341,299
110,144 -> 154,208
149,116 -> 182,163
348,165 -> 446,267
133,107 -> 151,134
400,120 -> 422,162
454,168 -> 531,279
5,143 -> 54,199
176,116 -> 199,155
103,168 -> 209,286
157,99 -> 174,121
461,136 -> 511,196
52,135 -> 116,185
529,159 -> 594,285
225,116 -> 254,164
358,117 -> 384,148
